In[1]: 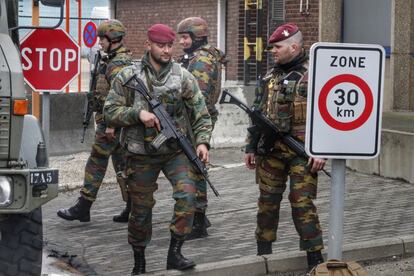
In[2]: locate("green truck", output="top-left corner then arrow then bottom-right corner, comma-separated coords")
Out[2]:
0,1 -> 62,275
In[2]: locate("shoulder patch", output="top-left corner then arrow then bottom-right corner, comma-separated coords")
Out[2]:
284,71 -> 303,82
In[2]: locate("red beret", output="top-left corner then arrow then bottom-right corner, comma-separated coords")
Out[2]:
147,24 -> 176,43
268,23 -> 299,44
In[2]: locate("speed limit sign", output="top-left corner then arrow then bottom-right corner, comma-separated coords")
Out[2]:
305,42 -> 385,159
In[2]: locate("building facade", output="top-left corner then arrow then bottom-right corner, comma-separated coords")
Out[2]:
110,0 -> 414,183
109,0 -> 319,84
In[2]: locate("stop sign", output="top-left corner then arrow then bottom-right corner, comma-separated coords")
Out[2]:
20,28 -> 80,92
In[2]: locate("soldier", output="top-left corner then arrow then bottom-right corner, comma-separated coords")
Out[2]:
57,19 -> 132,223
177,17 -> 225,240
244,23 -> 326,271
104,24 -> 212,274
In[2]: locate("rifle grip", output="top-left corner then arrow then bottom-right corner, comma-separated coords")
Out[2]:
247,125 -> 259,134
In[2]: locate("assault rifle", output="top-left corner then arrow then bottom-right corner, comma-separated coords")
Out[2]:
219,90 -> 331,177
81,50 -> 102,143
122,75 -> 220,197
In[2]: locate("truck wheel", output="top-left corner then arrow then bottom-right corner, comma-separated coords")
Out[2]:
0,208 -> 43,276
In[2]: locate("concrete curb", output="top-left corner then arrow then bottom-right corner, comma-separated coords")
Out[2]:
403,235 -> 414,254
146,235 -> 414,275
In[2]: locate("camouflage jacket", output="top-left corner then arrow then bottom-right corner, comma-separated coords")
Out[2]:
104,52 -> 212,155
245,51 -> 309,154
93,45 -> 132,123
178,44 -> 225,125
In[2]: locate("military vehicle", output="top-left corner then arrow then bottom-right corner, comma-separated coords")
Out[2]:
0,0 -> 63,275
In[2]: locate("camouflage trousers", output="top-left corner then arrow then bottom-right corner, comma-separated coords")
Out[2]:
126,152 -> 197,248
210,112 -> 218,128
255,141 -> 323,252
193,173 -> 207,212
193,120 -> 216,213
80,123 -> 125,201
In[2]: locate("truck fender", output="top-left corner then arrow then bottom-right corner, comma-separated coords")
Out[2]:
19,115 -> 48,169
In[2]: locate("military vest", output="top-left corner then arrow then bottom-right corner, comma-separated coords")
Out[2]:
260,62 -> 308,140
180,44 -> 225,111
94,47 -> 132,122
121,61 -> 189,155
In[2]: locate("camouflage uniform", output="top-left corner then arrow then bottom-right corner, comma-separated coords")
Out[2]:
104,52 -> 212,247
57,19 -> 132,224
178,44 -> 224,126
80,45 -> 132,201
177,18 -> 225,237
246,51 -> 323,252
178,44 -> 224,214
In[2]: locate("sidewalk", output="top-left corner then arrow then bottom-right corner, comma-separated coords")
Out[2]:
43,148 -> 414,275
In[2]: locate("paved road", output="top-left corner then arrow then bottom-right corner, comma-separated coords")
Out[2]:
42,148 -> 414,275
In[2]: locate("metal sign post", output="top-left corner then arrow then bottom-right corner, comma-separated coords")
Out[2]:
42,92 -> 50,148
327,159 -> 346,259
306,42 -> 385,260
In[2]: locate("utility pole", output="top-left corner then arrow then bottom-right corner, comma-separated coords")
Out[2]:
31,0 -> 40,118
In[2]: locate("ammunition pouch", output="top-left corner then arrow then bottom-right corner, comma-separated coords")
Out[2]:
277,80 -> 296,102
275,103 -> 292,133
291,96 -> 306,137
292,101 -> 306,124
122,125 -> 179,155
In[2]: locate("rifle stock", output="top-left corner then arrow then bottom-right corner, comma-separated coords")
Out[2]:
219,90 -> 331,177
122,75 -> 220,197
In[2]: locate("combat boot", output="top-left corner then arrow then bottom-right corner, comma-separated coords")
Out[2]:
186,211 -> 210,240
307,250 -> 324,271
131,247 -> 146,275
113,196 -> 131,223
257,241 -> 272,255
57,196 -> 92,222
166,234 -> 196,270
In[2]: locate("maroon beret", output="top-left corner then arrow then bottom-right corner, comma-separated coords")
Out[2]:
147,24 -> 176,43
268,23 -> 299,44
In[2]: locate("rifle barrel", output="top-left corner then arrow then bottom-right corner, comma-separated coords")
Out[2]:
220,90 -> 332,178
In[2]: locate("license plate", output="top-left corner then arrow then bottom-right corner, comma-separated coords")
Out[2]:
30,170 -> 59,186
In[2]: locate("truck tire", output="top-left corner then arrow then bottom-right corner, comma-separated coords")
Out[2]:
0,208 -> 43,276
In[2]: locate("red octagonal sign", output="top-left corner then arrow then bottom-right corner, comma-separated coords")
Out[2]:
20,28 -> 80,92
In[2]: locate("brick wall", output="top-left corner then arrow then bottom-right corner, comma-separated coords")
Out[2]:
226,0 -> 241,81
231,0 -> 319,82
116,0 -> 218,60
114,0 -> 319,82
285,0 -> 319,51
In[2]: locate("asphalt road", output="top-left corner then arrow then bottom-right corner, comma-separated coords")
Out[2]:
42,148 -> 414,275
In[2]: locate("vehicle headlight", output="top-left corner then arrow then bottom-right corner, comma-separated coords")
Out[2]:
0,176 -> 12,206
